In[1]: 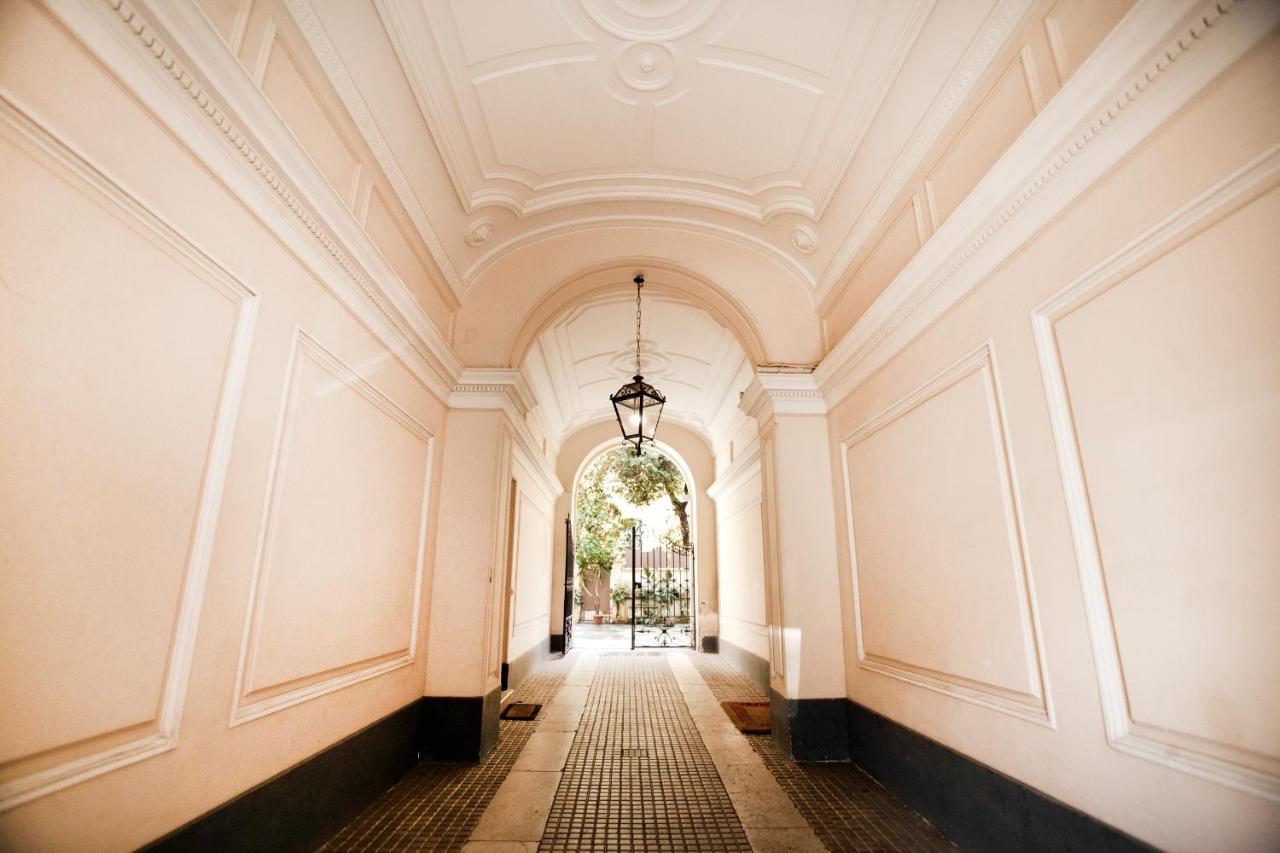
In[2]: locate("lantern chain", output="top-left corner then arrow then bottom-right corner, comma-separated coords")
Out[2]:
634,274 -> 643,377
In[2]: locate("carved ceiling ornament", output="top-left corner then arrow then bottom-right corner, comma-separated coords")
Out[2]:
372,0 -> 939,230
464,219 -> 494,247
789,226 -> 818,255
615,42 -> 679,92
579,0 -> 724,42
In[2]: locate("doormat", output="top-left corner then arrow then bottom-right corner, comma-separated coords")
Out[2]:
500,702 -> 542,721
721,701 -> 770,734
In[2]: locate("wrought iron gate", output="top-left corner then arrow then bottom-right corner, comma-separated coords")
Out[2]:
562,516 -> 574,653
630,524 -> 695,649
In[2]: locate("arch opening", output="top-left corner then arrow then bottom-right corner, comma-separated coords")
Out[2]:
568,441 -> 698,651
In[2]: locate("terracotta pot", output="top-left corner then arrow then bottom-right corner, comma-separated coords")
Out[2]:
592,614 -> 604,624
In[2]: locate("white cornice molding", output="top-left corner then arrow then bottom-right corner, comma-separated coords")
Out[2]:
43,0 -> 462,401
706,440 -> 762,503
463,211 -> 817,297
449,367 -> 535,415
282,0 -> 464,304
816,0 -> 1035,304
814,0 -> 1278,408
740,373 -> 828,424
449,368 -> 562,501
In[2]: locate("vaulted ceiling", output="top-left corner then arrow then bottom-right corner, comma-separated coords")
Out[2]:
286,0 -> 1025,447
295,0 -> 1016,301
521,288 -> 752,448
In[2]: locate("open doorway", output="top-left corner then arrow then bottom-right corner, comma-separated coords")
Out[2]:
571,445 -> 694,651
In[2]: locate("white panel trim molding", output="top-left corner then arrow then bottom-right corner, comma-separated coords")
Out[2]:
840,343 -> 1053,726
0,93 -> 258,812
509,489 -> 553,634
230,329 -> 434,726
815,0 -> 1280,405
282,0 -> 464,302
42,0 -> 462,401
1032,146 -> 1280,800
816,0 -> 1035,303
706,441 -> 761,502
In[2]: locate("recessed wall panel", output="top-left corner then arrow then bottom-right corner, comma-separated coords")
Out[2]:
235,332 -> 431,721
1051,184 -> 1280,768
0,109 -> 254,804
842,346 -> 1048,721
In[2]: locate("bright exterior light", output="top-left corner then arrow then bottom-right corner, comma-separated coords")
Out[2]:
610,274 -> 665,454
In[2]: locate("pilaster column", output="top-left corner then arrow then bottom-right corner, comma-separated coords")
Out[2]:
424,369 -> 557,759
740,373 -> 849,759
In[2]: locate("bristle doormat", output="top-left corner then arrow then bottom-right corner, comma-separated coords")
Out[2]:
720,701 -> 770,734
500,703 -> 542,721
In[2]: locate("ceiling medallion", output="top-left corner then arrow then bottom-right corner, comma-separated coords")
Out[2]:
790,226 -> 818,255
464,219 -> 494,247
617,42 -> 677,92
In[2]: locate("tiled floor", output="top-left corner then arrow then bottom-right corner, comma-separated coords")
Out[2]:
540,652 -> 752,852
318,650 -> 954,852
692,655 -> 954,853
319,658 -> 571,851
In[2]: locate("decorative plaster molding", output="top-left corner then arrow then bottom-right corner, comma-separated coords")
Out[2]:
739,372 -> 827,423
839,343 -> 1052,726
814,0 -> 1277,407
816,0 -> 1035,304
1032,146 -> 1280,801
0,93 -> 258,811
789,225 -> 817,255
230,329 -> 433,726
371,0 -> 932,237
464,211 -> 817,295
44,0 -> 461,402
464,218 -> 494,247
450,369 -> 564,502
705,440 -> 761,502
282,0 -> 465,304
450,367 -> 537,416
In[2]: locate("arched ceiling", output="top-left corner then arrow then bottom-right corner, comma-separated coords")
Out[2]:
522,290 -> 752,449
293,0 -> 1018,313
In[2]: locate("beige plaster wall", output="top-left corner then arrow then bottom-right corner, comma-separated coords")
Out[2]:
824,33 -> 1280,851
706,448 -> 769,670
0,1 -> 447,848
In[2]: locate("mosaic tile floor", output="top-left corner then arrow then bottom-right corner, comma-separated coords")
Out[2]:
318,657 -> 571,852
539,652 -> 753,852
318,650 -> 955,851
692,655 -> 955,853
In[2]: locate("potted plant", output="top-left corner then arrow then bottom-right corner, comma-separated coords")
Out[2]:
611,586 -> 629,624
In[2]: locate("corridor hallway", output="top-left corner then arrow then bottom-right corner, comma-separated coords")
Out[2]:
4,0 -> 1278,849
324,652 -> 951,852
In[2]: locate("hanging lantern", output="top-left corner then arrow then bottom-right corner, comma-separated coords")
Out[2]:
610,274 -> 665,455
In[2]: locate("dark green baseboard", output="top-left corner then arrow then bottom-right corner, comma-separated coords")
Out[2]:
146,689 -> 505,850
846,700 -> 1152,852
768,689 -> 850,761
146,700 -> 423,852
717,636 -> 770,695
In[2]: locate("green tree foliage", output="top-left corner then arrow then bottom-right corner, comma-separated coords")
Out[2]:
606,448 -> 690,547
573,465 -> 623,613
572,447 -> 690,613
